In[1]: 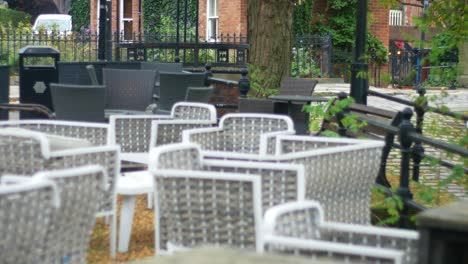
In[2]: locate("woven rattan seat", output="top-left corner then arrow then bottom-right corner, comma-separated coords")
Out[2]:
279,77 -> 318,96
262,201 -> 419,264
103,68 -> 158,111
50,83 -> 106,122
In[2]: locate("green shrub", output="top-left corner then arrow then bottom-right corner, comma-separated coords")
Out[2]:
0,7 -> 31,27
70,0 -> 90,31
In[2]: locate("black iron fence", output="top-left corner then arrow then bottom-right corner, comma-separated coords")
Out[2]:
291,34 -> 332,78
1,27 -> 341,76
0,27 -> 100,67
331,88 -> 467,227
113,31 -> 248,67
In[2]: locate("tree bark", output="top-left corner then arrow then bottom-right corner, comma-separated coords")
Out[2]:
248,0 -> 294,97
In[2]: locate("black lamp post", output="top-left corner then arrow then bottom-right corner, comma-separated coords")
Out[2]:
350,0 -> 368,105
98,0 -> 112,61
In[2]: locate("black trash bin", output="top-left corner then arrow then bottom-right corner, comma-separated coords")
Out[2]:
19,46 -> 60,119
0,65 -> 9,120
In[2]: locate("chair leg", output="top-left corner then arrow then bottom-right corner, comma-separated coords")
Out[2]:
118,195 -> 137,253
110,213 -> 117,258
147,192 -> 153,209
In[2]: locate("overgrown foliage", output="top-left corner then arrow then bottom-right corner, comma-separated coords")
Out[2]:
0,5 -> 31,27
293,0 -> 314,35
143,0 -> 197,36
384,0 -> 465,87
69,0 -> 90,32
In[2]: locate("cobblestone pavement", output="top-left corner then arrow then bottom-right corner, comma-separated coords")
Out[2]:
8,84 -> 468,113
314,83 -> 468,113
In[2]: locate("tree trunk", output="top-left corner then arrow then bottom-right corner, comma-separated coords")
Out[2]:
248,0 -> 294,97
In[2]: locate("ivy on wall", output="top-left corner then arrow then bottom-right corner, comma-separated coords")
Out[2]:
69,0 -> 90,32
293,0 -> 314,35
143,0 -> 197,35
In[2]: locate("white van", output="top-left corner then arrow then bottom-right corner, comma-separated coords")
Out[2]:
32,14 -> 72,35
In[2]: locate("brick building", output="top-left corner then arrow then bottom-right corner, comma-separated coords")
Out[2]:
88,0 -> 247,41
90,0 -> 142,39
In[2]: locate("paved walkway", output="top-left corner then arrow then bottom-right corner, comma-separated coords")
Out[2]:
314,83 -> 468,113
8,84 -> 468,113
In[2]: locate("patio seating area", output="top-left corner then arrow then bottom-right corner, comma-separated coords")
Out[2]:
0,63 -> 465,264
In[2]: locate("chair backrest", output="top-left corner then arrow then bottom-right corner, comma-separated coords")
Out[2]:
0,120 -> 109,145
171,102 -> 217,121
103,68 -> 157,111
153,169 -> 263,253
149,143 -> 203,171
86,64 -> 100,85
0,179 -> 59,264
50,83 -> 106,122
108,115 -> 172,154
262,201 -> 419,264
0,129 -> 119,215
158,72 -> 206,112
218,113 -> 294,153
140,61 -> 183,73
58,63 -> 92,85
203,160 -> 305,214
184,86 -> 213,103
279,77 -> 318,96
238,98 -> 275,114
150,142 -> 304,214
34,165 -> 107,263
275,135 -> 385,224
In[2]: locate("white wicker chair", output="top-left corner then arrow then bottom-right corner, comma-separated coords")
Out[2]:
2,165 -> 108,263
262,201 -> 419,264
152,169 -> 263,254
147,143 -> 305,254
150,143 -> 305,214
0,179 -> 59,264
182,113 -> 295,157
201,135 -> 385,225
110,102 -> 216,165
0,129 -> 120,257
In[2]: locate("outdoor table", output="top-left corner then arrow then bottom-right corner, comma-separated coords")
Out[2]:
269,95 -> 328,134
105,109 -> 147,117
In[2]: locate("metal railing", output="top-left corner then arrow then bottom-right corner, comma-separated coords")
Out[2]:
330,90 -> 467,227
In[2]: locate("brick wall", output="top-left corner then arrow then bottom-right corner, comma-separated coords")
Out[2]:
89,0 -> 141,34
198,0 -> 247,40
369,1 -> 389,75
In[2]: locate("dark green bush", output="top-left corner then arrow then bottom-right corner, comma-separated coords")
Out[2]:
0,7 -> 31,27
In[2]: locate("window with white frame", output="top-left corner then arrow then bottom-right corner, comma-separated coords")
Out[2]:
207,0 -> 218,41
120,0 -> 133,40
